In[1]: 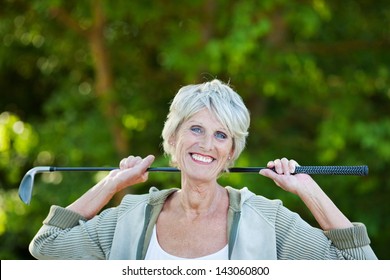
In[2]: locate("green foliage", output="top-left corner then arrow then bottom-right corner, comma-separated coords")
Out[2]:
1,0 -> 389,259
0,112 -> 38,186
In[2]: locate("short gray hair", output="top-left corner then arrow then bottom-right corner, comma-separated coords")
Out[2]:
162,79 -> 250,168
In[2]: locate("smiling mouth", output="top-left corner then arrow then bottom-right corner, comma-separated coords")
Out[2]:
190,153 -> 215,164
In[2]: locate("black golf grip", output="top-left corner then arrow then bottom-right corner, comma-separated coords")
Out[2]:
228,165 -> 368,175
294,165 -> 368,176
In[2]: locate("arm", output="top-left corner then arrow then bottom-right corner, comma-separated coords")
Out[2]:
259,158 -> 352,231
29,155 -> 155,259
260,158 -> 377,259
67,155 -> 155,219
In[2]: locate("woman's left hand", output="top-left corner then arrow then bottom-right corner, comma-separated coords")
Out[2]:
259,158 -> 315,195
259,157 -> 355,230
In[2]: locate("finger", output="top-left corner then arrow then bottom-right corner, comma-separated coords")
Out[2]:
260,160 -> 278,177
134,155 -> 155,182
289,159 -> 299,174
120,156 -> 143,170
108,168 -> 121,177
119,158 -> 127,169
259,167 -> 281,186
120,156 -> 134,169
140,172 -> 149,183
133,155 -> 155,173
133,156 -> 143,167
259,167 -> 276,179
142,155 -> 155,169
274,159 -> 283,174
281,157 -> 290,175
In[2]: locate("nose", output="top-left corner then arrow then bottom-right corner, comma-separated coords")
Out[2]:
199,133 -> 213,151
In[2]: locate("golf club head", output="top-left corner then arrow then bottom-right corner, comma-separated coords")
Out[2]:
18,167 -> 51,205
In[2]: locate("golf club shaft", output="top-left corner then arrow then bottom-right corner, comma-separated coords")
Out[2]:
48,165 -> 369,175
18,165 -> 369,205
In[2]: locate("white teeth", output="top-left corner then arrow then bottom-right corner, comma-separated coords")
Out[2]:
191,154 -> 213,163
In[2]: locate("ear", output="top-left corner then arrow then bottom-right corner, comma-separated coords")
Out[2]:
168,135 -> 176,146
228,148 -> 234,161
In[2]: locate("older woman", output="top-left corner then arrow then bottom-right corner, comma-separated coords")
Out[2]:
29,79 -> 377,260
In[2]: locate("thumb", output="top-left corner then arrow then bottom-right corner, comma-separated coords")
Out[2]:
259,168 -> 278,180
126,155 -> 155,177
137,155 -> 155,182
140,155 -> 155,170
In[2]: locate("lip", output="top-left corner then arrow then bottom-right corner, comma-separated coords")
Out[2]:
189,153 -> 216,164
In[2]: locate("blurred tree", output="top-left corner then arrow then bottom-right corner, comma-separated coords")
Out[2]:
0,0 -> 389,259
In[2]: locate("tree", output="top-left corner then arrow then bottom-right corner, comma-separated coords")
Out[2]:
1,0 -> 389,259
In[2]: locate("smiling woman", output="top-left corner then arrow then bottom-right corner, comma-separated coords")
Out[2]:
162,80 -> 250,169
171,109 -> 235,184
28,79 -> 377,260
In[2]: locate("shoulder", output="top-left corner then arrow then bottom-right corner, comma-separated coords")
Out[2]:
226,186 -> 283,222
246,192 -> 283,210
226,186 -> 282,207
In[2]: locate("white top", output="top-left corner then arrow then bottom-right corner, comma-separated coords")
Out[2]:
145,225 -> 229,260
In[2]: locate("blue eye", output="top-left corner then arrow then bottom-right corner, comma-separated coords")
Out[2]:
190,126 -> 202,134
215,131 -> 228,140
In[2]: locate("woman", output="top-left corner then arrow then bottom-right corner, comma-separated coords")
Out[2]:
29,79 -> 377,260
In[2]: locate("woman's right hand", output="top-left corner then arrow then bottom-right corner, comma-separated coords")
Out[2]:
106,155 -> 155,194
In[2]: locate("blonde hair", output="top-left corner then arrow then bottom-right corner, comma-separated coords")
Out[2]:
162,79 -> 250,168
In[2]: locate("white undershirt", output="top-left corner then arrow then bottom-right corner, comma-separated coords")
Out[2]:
145,225 -> 229,260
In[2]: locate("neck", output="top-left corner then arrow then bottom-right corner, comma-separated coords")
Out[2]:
178,178 -> 224,217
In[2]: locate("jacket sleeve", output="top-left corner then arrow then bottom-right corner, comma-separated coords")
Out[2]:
274,203 -> 377,259
29,205 -> 118,260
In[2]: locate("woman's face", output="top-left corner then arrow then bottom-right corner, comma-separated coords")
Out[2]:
172,108 -> 234,183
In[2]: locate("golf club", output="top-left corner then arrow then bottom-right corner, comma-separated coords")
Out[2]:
18,165 -> 368,205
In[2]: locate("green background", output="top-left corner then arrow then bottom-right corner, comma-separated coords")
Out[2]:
1,0 -> 389,259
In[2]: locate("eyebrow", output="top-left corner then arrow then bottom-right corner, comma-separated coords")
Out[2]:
187,120 -> 228,133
